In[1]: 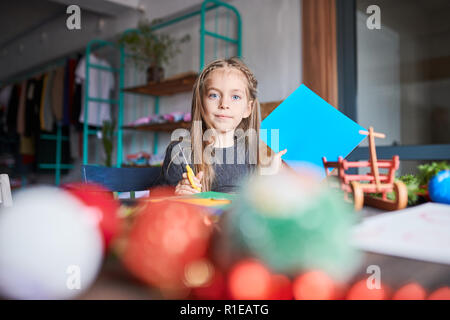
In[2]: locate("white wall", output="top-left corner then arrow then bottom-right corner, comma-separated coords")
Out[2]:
120,0 -> 302,159
235,0 -> 302,102
356,10 -> 401,147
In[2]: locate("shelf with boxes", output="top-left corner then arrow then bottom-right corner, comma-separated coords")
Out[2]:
122,72 -> 196,134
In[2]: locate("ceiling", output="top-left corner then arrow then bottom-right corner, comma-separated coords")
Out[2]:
0,0 -> 65,47
0,0 -> 141,50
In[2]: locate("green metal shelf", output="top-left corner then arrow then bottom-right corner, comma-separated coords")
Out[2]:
87,97 -> 119,104
38,122 -> 73,186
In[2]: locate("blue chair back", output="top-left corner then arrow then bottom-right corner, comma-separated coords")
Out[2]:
81,165 -> 163,192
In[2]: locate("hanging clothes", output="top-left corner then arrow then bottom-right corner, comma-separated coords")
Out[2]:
75,54 -> 115,127
19,80 -> 35,164
63,58 -> 77,126
72,81 -> 82,127
40,71 -> 55,132
63,61 -> 70,126
19,135 -> 35,155
0,85 -> 12,108
0,85 -> 13,134
71,55 -> 83,128
51,67 -> 65,122
39,73 -> 49,130
6,84 -> 21,134
24,77 -> 43,137
24,80 -> 35,137
16,80 -> 27,135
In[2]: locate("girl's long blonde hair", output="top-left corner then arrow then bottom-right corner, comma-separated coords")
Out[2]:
189,57 -> 270,191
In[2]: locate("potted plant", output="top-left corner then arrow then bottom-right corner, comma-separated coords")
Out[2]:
119,19 -> 190,83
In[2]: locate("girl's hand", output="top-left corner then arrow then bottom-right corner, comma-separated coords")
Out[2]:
175,171 -> 204,195
259,149 -> 287,176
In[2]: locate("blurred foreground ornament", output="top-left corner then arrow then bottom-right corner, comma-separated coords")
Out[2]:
63,182 -> 120,249
292,270 -> 338,300
0,187 -> 103,299
346,278 -> 390,300
191,264 -> 227,300
227,259 -> 273,300
224,166 -> 360,281
269,274 -> 293,300
122,199 -> 213,294
392,283 -> 426,300
428,287 -> 450,300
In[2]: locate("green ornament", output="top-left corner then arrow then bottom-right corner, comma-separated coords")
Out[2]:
225,171 -> 361,281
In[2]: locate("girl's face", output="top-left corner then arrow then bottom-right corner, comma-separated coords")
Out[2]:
202,67 -> 253,134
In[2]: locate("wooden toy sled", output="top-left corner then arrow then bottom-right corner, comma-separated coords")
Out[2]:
323,127 -> 408,211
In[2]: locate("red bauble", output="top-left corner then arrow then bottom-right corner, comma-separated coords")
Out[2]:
346,278 -> 389,300
293,270 -> 337,300
428,287 -> 450,300
63,182 -> 120,249
228,259 -> 273,300
270,274 -> 293,300
392,283 -> 427,300
192,268 -> 227,300
122,200 -> 213,290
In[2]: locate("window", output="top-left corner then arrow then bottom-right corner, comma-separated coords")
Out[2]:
339,0 -> 450,173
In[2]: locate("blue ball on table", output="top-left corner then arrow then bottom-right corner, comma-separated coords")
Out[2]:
428,170 -> 450,205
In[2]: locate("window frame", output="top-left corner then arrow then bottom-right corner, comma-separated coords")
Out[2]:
336,0 -> 450,162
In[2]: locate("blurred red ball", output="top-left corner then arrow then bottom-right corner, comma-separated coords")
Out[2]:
270,274 -> 293,300
228,259 -> 273,300
346,278 -> 389,300
192,268 -> 227,300
428,287 -> 450,300
63,182 -> 120,249
293,270 -> 336,300
122,200 -> 213,290
392,283 -> 426,300
148,186 -> 175,198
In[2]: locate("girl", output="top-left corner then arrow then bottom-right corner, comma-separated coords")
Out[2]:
160,57 -> 287,195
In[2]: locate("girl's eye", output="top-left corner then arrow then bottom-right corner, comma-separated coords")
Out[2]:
209,93 -> 219,99
232,95 -> 241,100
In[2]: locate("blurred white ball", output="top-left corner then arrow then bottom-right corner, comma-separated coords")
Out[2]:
0,186 -> 103,299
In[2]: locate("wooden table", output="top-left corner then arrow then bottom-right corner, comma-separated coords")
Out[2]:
80,206 -> 450,299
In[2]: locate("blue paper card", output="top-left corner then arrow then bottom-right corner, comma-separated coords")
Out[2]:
260,84 -> 366,177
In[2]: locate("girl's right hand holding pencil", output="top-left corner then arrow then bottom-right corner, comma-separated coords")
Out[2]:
175,171 -> 204,195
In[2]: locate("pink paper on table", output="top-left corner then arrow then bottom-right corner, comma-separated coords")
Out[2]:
351,203 -> 450,265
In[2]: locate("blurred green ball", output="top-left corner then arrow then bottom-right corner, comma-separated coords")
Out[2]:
226,169 -> 360,281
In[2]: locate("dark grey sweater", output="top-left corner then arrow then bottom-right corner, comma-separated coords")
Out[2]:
159,139 -> 257,193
